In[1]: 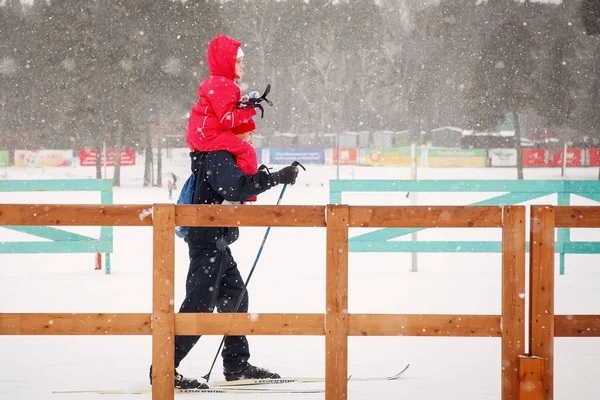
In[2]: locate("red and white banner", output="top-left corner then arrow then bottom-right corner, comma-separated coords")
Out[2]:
522,148 -> 546,167
15,150 -> 73,167
79,149 -> 136,167
588,149 -> 599,167
332,148 -> 358,165
547,148 -> 583,167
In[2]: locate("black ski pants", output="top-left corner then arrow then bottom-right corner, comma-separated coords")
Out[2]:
174,245 -> 250,372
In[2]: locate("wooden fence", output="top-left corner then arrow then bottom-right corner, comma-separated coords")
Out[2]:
0,203 -> 598,399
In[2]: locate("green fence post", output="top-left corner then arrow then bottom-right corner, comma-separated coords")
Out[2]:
557,188 -> 570,275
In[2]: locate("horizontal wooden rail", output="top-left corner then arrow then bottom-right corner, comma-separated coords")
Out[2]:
0,204 -> 511,228
348,206 -> 504,227
175,313 -> 325,335
554,206 -> 600,228
555,315 -> 600,337
0,313 -> 504,338
0,313 -> 151,335
175,205 -> 327,227
0,204 -> 155,226
348,314 -> 501,336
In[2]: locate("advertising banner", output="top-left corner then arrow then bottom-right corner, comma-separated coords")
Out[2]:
427,148 -> 486,167
15,150 -> 73,167
332,148 -> 358,165
547,148 -> 583,167
79,149 -> 136,166
364,148 -> 420,166
0,150 -> 8,167
523,148 -> 546,167
589,149 -> 600,167
269,148 -> 324,164
490,149 -> 517,167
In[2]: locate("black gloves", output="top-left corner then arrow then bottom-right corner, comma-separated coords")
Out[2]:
272,165 -> 299,185
270,161 -> 305,185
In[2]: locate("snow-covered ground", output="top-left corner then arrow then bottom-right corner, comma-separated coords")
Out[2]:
1,164 -> 599,399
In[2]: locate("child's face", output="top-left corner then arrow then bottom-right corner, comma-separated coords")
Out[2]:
241,131 -> 253,145
235,57 -> 244,80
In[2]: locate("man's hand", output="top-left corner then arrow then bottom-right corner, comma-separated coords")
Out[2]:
271,161 -> 305,185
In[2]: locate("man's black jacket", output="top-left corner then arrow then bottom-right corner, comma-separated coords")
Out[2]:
187,151 -> 277,248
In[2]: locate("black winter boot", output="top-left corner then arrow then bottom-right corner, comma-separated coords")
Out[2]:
149,366 -> 208,389
224,364 -> 280,381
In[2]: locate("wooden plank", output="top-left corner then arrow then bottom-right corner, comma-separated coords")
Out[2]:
555,315 -> 600,337
555,207 -> 600,228
348,314 -> 501,336
175,205 -> 326,227
152,205 -> 176,400
529,206 -> 555,400
175,313 -> 325,335
502,206 -> 527,400
325,205 -> 349,400
519,356 -> 544,400
348,206 -> 503,228
0,204 -> 154,226
0,313 -> 151,335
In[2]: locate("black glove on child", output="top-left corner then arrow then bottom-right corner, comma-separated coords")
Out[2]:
271,161 -> 305,185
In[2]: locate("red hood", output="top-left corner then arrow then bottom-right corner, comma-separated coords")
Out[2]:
206,35 -> 240,80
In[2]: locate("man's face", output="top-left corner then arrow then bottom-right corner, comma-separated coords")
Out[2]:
235,57 -> 244,80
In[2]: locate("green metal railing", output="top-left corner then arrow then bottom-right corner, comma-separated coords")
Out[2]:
0,179 -> 114,274
330,180 -> 600,274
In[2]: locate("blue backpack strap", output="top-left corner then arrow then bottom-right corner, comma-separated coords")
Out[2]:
175,174 -> 196,239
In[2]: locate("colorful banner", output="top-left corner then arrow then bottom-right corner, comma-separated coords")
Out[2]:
364,148 -> 420,166
427,148 -> 486,167
269,148 -> 324,164
79,149 -> 136,166
490,149 -> 517,167
547,148 -> 583,167
589,149 -> 600,167
332,148 -> 358,165
523,148 -> 546,167
0,150 -> 8,167
15,150 -> 73,167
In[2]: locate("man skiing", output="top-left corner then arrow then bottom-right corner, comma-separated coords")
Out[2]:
149,33 -> 302,390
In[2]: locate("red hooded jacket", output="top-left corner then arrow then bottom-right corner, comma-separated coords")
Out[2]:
186,35 -> 258,181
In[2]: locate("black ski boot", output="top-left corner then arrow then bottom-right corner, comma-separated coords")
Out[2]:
149,366 -> 208,389
224,364 -> 281,381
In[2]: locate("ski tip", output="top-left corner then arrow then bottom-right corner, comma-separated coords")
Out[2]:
388,363 -> 411,380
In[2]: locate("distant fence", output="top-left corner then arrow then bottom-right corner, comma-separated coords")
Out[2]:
0,179 -> 113,273
330,179 -> 600,274
2,147 -> 599,168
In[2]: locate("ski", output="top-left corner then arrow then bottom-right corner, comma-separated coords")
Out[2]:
52,364 -> 409,395
210,363 -> 410,387
52,387 -> 324,395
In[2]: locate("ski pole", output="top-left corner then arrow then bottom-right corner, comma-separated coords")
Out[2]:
202,183 -> 288,382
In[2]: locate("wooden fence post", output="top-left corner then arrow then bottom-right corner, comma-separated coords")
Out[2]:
325,204 -> 349,400
502,206 -> 526,400
519,356 -> 544,399
152,205 -> 176,400
529,206 -> 555,399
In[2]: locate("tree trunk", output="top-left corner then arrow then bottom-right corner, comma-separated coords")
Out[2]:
95,143 -> 102,179
513,110 -> 524,180
157,118 -> 164,188
143,135 -> 153,187
113,125 -> 122,187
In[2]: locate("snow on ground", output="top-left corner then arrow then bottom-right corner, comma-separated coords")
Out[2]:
1,164 -> 599,399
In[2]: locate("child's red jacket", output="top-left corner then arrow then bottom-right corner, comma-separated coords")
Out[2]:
186,35 -> 259,199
